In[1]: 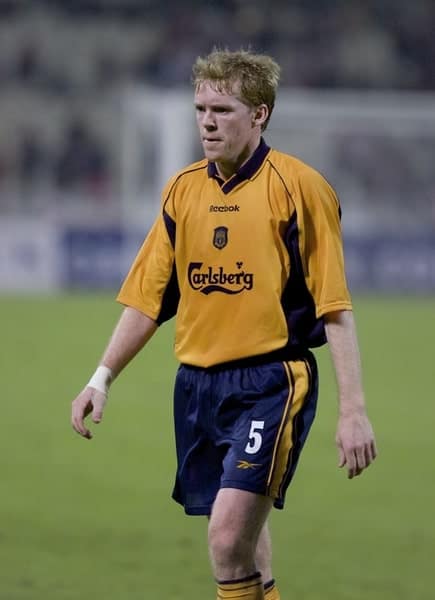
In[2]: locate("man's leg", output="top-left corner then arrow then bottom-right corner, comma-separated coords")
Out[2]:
255,521 -> 272,583
255,523 -> 280,600
209,488 -> 273,599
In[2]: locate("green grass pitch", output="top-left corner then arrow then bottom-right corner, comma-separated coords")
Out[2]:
0,293 -> 434,599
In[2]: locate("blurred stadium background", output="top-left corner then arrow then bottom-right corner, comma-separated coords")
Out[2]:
1,0 -> 434,291
1,1 -> 434,599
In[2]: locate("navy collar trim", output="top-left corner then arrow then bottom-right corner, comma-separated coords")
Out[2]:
207,138 -> 270,194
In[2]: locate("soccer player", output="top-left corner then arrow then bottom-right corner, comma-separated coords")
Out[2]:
71,49 -> 377,600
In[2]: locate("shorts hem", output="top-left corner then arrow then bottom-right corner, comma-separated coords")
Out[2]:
173,484 -> 286,514
183,505 -> 212,516
220,481 -> 287,509
172,495 -> 212,516
220,480 -> 275,498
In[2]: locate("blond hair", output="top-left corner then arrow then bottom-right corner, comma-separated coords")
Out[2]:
192,49 -> 280,131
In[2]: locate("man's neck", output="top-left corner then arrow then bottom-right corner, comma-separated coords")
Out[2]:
215,139 -> 262,181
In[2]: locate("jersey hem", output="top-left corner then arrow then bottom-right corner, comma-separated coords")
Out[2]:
180,347 -> 313,371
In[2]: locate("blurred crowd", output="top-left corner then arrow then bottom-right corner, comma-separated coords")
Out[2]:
0,0 -> 434,207
2,0 -> 435,92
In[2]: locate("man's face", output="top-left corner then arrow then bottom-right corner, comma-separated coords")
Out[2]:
194,81 -> 263,176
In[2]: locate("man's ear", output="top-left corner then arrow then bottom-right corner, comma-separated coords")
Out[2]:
252,104 -> 269,128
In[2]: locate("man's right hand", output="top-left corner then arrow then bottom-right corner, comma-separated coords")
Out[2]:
71,387 -> 108,440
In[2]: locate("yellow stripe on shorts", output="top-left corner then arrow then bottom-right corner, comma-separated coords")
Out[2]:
266,359 -> 311,498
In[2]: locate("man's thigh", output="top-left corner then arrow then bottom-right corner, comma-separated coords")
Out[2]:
209,488 -> 273,543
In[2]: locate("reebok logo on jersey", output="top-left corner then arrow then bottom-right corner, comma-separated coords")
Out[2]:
209,204 -> 240,212
237,460 -> 262,470
188,261 -> 254,295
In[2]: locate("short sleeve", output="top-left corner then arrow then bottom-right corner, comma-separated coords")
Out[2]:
294,168 -> 352,317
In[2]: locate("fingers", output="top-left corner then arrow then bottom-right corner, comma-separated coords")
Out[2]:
91,390 -> 107,423
71,388 -> 107,439
337,444 -> 346,468
338,442 -> 376,479
71,396 -> 93,439
338,449 -> 359,479
354,444 -> 367,477
341,448 -> 358,479
336,414 -> 377,479
370,439 -> 378,461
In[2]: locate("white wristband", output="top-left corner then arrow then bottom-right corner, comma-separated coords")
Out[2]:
87,366 -> 113,395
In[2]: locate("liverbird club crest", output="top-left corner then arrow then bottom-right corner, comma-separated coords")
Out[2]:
213,226 -> 228,250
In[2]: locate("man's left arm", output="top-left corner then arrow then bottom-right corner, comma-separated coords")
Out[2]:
324,309 -> 377,479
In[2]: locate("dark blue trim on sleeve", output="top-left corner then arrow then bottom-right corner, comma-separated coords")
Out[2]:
281,213 -> 327,348
157,209 -> 178,324
156,263 -> 179,325
163,209 -> 176,249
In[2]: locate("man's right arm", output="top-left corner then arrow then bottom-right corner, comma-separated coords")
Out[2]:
71,306 -> 158,440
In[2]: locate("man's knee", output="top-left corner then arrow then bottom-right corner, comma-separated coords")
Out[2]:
209,520 -> 255,569
208,488 -> 273,577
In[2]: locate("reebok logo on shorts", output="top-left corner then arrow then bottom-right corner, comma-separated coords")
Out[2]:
237,460 -> 262,470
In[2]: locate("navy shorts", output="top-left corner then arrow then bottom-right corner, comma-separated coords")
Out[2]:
171,353 -> 318,515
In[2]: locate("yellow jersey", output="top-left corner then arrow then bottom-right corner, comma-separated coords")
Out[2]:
117,139 -> 352,367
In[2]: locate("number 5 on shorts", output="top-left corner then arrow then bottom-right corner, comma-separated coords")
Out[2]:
245,420 -> 265,454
